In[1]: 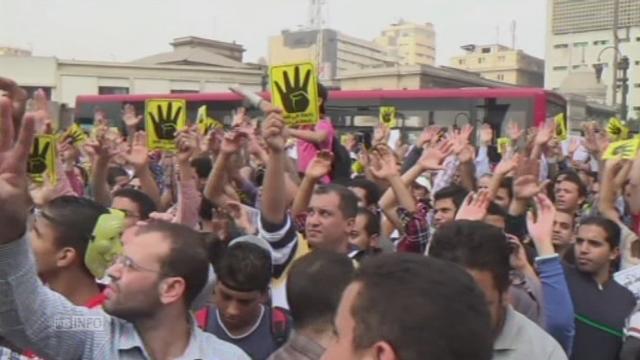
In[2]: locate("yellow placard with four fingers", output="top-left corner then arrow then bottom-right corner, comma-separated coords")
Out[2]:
196,105 -> 223,135
602,139 -> 640,160
270,62 -> 319,127
554,113 -> 568,141
28,135 -> 57,185
63,123 -> 89,146
145,99 -> 187,151
497,137 -> 512,154
379,106 -> 398,128
607,117 -> 630,141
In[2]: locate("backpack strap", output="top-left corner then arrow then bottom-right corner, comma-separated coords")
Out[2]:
271,306 -> 292,347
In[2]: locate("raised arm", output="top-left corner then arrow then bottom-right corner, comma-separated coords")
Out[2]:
599,158 -> 631,223
261,110 -> 288,224
122,132 -> 161,208
203,131 -> 247,207
291,150 -> 333,217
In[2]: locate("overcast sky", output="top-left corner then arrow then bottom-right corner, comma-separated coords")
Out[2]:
0,0 -> 547,65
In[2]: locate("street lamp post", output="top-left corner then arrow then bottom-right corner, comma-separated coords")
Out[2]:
593,46 -> 630,120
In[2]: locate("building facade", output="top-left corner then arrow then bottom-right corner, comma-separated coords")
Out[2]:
449,44 -> 545,87
374,20 -> 436,66
268,29 -> 399,84
0,37 -> 264,107
545,0 -> 640,119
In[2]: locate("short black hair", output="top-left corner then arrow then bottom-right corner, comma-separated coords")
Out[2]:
350,253 -> 493,360
217,242 -> 272,293
486,201 -> 508,220
498,177 -> 513,201
579,216 -> 621,249
190,156 -> 212,179
430,220 -> 511,294
555,171 -> 587,198
41,196 -> 109,271
433,184 -> 468,211
313,184 -> 359,219
349,178 -> 381,207
287,250 -> 354,330
136,221 -> 210,308
107,166 -> 129,187
112,188 -> 157,220
357,207 -> 380,237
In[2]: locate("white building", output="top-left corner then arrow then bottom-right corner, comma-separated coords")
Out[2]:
545,0 -> 640,119
0,37 -> 265,107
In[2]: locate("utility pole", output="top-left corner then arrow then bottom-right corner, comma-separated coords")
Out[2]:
612,0 -> 620,107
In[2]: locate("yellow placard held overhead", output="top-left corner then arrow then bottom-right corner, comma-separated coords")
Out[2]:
607,117 -> 630,141
196,105 -> 223,135
602,139 -> 640,160
554,113 -> 568,141
63,123 -> 89,146
379,106 -> 398,128
497,137 -> 512,154
145,99 -> 187,151
28,135 -> 57,185
270,62 -> 319,127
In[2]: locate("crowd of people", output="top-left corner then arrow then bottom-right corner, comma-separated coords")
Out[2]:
0,75 -> 640,360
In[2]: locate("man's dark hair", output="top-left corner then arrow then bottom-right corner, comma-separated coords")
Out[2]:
430,220 -> 511,294
136,221 -> 210,308
433,184 -> 468,211
498,177 -> 513,202
555,171 -> 587,198
112,188 -> 157,220
317,82 -> 328,115
313,184 -> 359,219
41,196 -> 109,271
107,166 -> 129,187
287,250 -> 354,330
349,178 -> 381,207
350,253 -> 493,360
217,242 -> 272,293
579,216 -> 621,249
357,207 -> 380,237
486,201 -> 508,220
190,156 -> 212,179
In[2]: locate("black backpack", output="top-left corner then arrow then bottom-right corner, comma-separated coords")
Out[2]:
330,137 -> 352,183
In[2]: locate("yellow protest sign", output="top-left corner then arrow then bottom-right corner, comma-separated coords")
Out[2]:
63,123 -> 89,146
196,105 -> 223,135
145,99 -> 187,151
607,117 -> 630,141
270,62 -> 319,127
554,113 -> 568,141
602,139 -> 640,160
497,137 -> 512,154
379,106 -> 398,128
28,135 -> 57,185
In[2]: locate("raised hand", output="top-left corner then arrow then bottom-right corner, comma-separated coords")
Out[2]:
526,193 -> 556,255
494,153 -> 520,176
479,123 -> 493,145
306,150 -> 333,179
457,144 -> 475,163
261,110 -> 287,152
373,124 -> 390,145
220,130 -> 249,155
175,130 -> 198,164
513,175 -> 549,200
369,145 -> 399,180
0,98 -> 36,243
418,140 -> 454,171
418,126 -> 441,147
123,132 -> 149,170
149,102 -> 183,140
450,124 -> 473,154
274,66 -> 312,113
534,121 -> 555,146
122,103 -> 143,128
455,190 -> 491,221
224,200 -> 256,235
507,120 -> 524,141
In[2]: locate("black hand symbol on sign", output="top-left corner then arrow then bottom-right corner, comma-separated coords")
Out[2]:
381,108 -> 394,124
149,102 -> 183,140
28,137 -> 50,174
274,66 -> 312,113
613,144 -> 632,156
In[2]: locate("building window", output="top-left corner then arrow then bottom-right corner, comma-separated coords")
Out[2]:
636,60 -> 640,66
98,86 -> 129,95
553,66 -> 568,71
637,37 -> 640,42
497,74 -> 505,81
634,84 -> 640,88
573,41 -> 588,47
553,44 -> 569,49
482,48 -> 491,54
593,40 -> 609,45
458,59 -> 465,65
170,89 -> 197,94
478,57 -> 485,64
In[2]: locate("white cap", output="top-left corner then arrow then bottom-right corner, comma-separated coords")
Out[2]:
414,176 -> 432,192
229,235 -> 272,259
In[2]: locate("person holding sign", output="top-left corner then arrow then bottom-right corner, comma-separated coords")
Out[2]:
270,64 -> 335,183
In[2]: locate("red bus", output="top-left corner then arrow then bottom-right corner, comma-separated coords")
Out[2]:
74,88 -> 566,142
